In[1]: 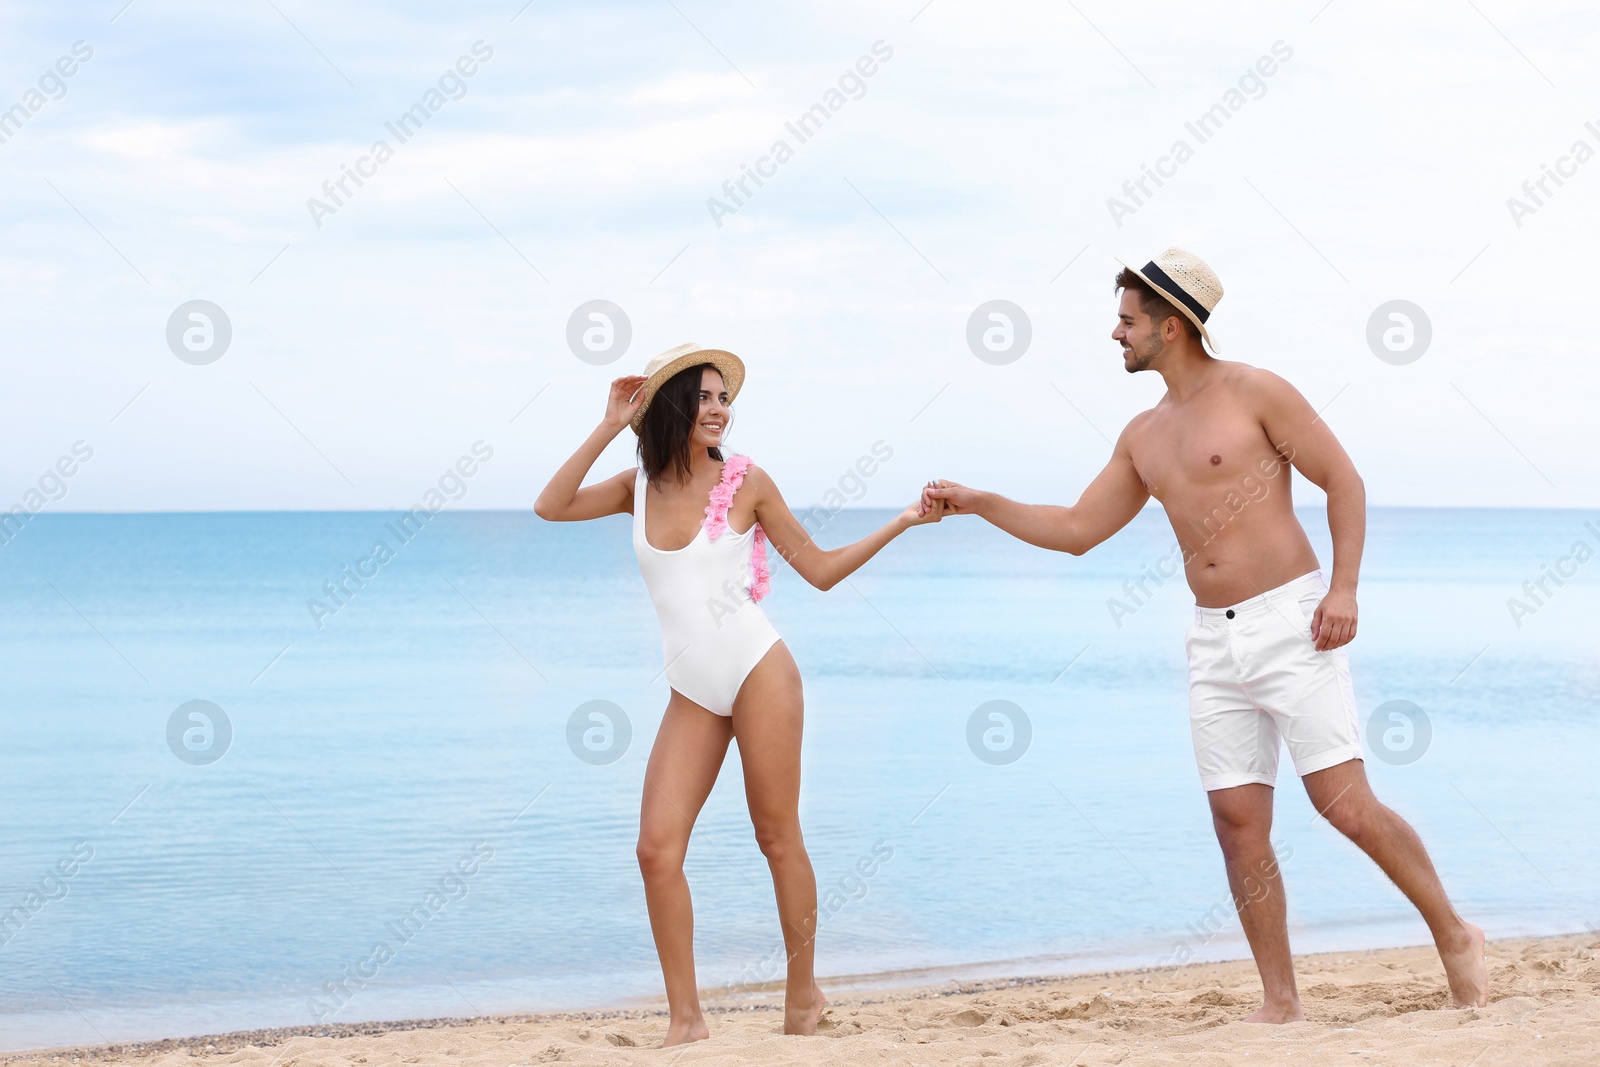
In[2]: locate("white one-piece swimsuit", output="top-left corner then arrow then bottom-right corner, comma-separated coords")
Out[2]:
632,455 -> 780,716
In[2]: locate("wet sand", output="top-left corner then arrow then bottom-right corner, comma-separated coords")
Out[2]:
7,932 -> 1598,1066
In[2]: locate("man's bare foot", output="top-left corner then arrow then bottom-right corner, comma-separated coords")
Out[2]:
1441,921 -> 1490,1008
783,982 -> 827,1035
1244,998 -> 1306,1023
662,1015 -> 710,1047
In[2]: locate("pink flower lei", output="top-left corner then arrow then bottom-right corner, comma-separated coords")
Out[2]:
702,454 -> 771,602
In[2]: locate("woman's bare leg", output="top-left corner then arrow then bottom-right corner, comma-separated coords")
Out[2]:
731,641 -> 826,1035
637,693 -> 733,1046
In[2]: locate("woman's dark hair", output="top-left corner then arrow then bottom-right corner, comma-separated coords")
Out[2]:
637,363 -> 724,486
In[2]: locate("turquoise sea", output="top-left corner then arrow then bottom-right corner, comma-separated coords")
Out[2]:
1,507 -> 1596,1051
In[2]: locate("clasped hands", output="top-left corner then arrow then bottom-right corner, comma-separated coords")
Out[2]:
906,479 -> 977,524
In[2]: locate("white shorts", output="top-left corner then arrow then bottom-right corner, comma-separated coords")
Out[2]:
1185,570 -> 1363,792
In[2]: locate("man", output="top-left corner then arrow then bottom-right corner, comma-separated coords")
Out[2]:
923,247 -> 1488,1020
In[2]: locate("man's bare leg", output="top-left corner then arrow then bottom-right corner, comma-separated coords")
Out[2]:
1208,783 -> 1306,1022
1302,759 -> 1489,1007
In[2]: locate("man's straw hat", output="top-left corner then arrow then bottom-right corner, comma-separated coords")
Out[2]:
1118,247 -> 1224,352
630,343 -> 746,434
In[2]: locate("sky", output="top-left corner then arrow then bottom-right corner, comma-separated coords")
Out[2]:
2,0 -> 1597,513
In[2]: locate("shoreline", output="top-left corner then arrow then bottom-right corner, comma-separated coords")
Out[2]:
7,931 -> 1598,1065
6,907 -> 1574,1055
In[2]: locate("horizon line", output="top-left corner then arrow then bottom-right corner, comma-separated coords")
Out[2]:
12,503 -> 1599,517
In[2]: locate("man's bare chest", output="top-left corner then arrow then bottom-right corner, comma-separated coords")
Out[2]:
1130,408 -> 1289,502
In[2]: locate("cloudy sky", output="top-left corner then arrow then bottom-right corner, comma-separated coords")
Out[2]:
2,0 -> 1596,513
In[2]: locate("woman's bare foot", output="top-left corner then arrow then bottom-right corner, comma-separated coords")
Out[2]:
783,982 -> 827,1035
1442,921 -> 1490,1008
1244,998 -> 1306,1023
662,1014 -> 710,1047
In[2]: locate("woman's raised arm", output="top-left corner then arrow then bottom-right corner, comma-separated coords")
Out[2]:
533,376 -> 645,521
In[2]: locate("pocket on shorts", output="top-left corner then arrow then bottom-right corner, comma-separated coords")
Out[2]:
1184,617 -> 1225,687
1291,587 -> 1327,640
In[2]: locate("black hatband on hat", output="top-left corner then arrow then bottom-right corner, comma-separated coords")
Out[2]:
1140,261 -> 1210,324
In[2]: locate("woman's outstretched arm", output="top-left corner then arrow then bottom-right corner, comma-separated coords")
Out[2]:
745,465 -> 945,591
533,375 -> 645,521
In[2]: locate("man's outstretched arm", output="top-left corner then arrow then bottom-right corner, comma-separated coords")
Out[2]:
924,426 -> 1149,556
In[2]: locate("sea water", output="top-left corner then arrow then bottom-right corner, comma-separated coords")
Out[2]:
1,507 -> 1596,1049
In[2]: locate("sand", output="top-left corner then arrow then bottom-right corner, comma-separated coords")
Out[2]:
7,933 -> 1598,1066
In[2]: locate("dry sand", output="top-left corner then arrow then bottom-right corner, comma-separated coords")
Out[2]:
8,933 -> 1598,1066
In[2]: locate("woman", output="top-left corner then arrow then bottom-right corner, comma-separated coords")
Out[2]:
535,342 -> 943,1045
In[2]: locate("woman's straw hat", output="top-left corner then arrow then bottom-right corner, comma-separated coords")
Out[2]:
630,343 -> 746,434
1118,246 -> 1224,351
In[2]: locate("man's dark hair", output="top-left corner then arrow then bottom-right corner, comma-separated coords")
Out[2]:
637,363 -> 724,487
1114,267 -> 1196,341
